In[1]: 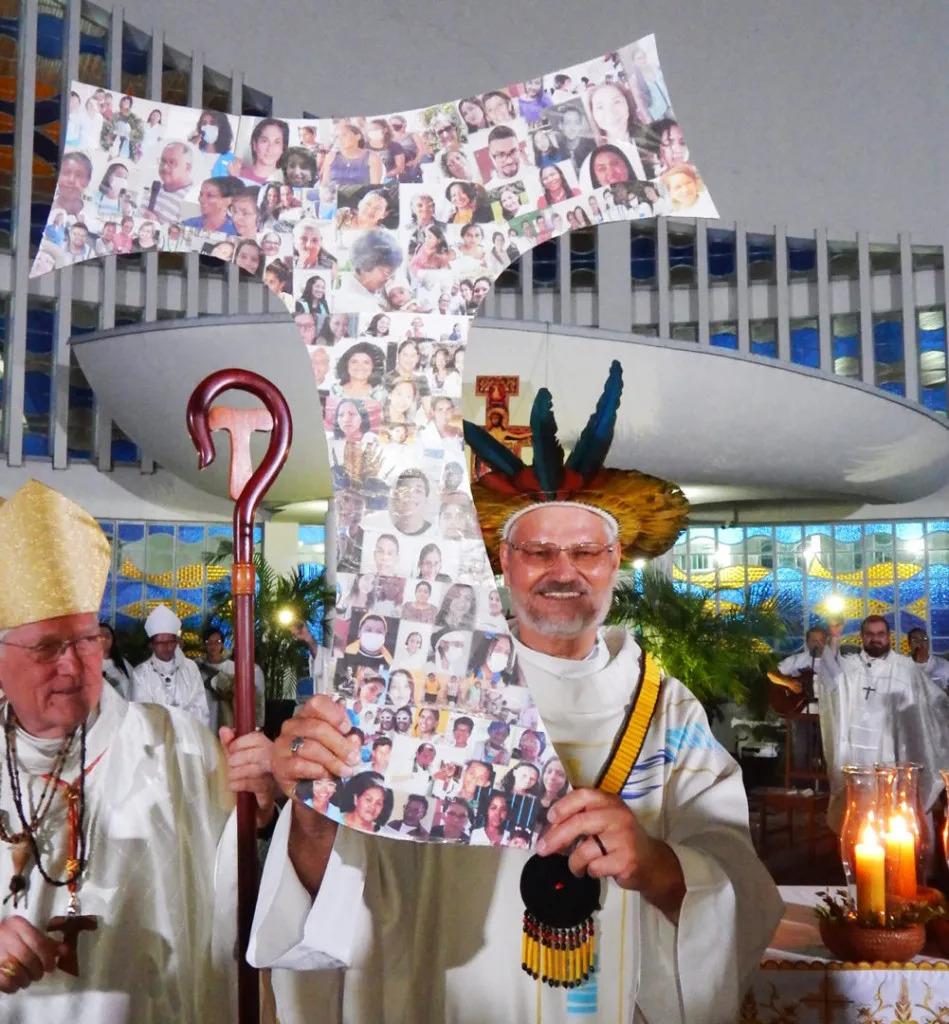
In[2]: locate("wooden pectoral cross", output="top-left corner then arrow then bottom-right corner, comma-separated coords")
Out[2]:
47,914 -> 98,976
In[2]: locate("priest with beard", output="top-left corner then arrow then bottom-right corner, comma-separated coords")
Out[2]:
130,604 -> 210,725
247,363 -> 783,1024
820,614 -> 949,833
0,481 -> 276,1020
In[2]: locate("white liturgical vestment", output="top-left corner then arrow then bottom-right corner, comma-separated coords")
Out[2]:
130,649 -> 211,726
0,684 -> 237,1022
820,648 -> 949,831
249,627 -> 783,1024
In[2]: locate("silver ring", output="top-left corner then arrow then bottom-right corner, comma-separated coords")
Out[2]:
289,735 -> 305,756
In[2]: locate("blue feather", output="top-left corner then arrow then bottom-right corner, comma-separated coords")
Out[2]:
564,360 -> 624,481
529,389 -> 564,498
462,419 -> 526,478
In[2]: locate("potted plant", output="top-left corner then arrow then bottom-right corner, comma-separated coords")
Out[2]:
607,567 -> 790,721
208,553 -> 334,733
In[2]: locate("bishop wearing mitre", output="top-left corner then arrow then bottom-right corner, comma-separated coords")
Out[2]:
0,480 -> 274,1022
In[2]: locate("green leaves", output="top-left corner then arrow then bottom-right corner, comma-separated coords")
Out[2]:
209,554 -> 335,700
607,567 -> 790,719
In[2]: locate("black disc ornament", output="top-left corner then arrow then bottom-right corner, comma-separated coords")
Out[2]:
519,853 -> 600,987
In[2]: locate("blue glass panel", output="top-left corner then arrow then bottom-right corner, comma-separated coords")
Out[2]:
23,371 -> 51,414
921,385 -> 947,411
834,524 -> 863,543
747,236 -> 774,265
710,332 -> 737,350
878,380 -> 906,396
298,525 -> 326,545
630,234 -> 656,280
927,522 -> 949,533
833,334 -> 860,359
788,238 -> 816,273
122,31 -> 149,76
26,308 -> 54,353
112,439 -> 139,462
775,526 -> 803,543
36,12 -> 64,60
790,326 -> 820,367
895,522 -> 925,540
668,240 -> 694,269
874,319 -> 903,364
745,526 -> 774,538
918,325 -> 945,352
707,230 -> 735,277
147,524 -> 175,536
718,527 -> 745,545
751,340 -> 778,358
118,522 -> 145,543
532,241 -> 558,285
176,525 -> 205,544
79,29 -> 107,58
23,434 -> 50,457
114,580 -> 144,607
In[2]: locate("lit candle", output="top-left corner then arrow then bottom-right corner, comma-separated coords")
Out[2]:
854,823 -> 886,919
883,814 -> 917,901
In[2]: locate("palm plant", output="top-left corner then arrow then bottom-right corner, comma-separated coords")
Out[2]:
608,567 -> 791,721
209,553 -> 335,700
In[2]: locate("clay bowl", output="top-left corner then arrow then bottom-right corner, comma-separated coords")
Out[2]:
819,917 -> 926,963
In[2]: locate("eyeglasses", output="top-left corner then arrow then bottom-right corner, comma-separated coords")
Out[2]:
506,541 -> 614,568
0,632 -> 102,664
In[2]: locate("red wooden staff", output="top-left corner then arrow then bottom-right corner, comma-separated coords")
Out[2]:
187,369 -> 293,1024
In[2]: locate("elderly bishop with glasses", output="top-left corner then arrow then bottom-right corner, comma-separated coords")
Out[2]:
251,364 -> 783,1024
0,481 -> 276,1022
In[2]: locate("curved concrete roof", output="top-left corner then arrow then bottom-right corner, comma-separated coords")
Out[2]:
73,316 -> 949,512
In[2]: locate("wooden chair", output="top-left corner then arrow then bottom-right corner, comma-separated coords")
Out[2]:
752,712 -> 833,860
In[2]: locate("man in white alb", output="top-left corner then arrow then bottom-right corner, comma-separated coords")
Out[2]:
130,604 -> 210,725
249,501 -> 783,1023
0,481 -> 276,1021
820,614 -> 949,831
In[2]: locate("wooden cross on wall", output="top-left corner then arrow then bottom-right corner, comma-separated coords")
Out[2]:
473,375 -> 532,480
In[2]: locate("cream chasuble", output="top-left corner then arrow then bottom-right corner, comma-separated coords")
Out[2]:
0,684 -> 237,1023
251,627 -> 782,1024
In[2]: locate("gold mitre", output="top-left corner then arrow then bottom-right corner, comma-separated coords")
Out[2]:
0,480 -> 111,630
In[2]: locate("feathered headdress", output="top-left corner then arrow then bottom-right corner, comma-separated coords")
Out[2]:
464,361 -> 689,569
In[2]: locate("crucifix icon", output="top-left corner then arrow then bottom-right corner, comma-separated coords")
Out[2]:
47,913 -> 98,977
862,683 -> 876,700
473,375 -> 532,480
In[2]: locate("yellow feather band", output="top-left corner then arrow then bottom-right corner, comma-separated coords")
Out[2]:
472,468 -> 689,572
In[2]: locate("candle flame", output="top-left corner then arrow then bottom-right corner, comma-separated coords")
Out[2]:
859,822 -> 880,846
888,814 -> 909,835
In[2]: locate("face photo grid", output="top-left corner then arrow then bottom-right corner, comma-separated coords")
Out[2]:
35,37 -> 715,848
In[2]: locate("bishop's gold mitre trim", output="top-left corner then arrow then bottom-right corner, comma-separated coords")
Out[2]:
0,480 -> 110,630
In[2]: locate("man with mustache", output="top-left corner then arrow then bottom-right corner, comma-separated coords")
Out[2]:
249,499 -> 783,1022
819,614 -> 949,833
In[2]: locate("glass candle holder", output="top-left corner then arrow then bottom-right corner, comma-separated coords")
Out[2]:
839,765 -> 881,897
941,770 -> 949,874
877,762 -> 928,897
